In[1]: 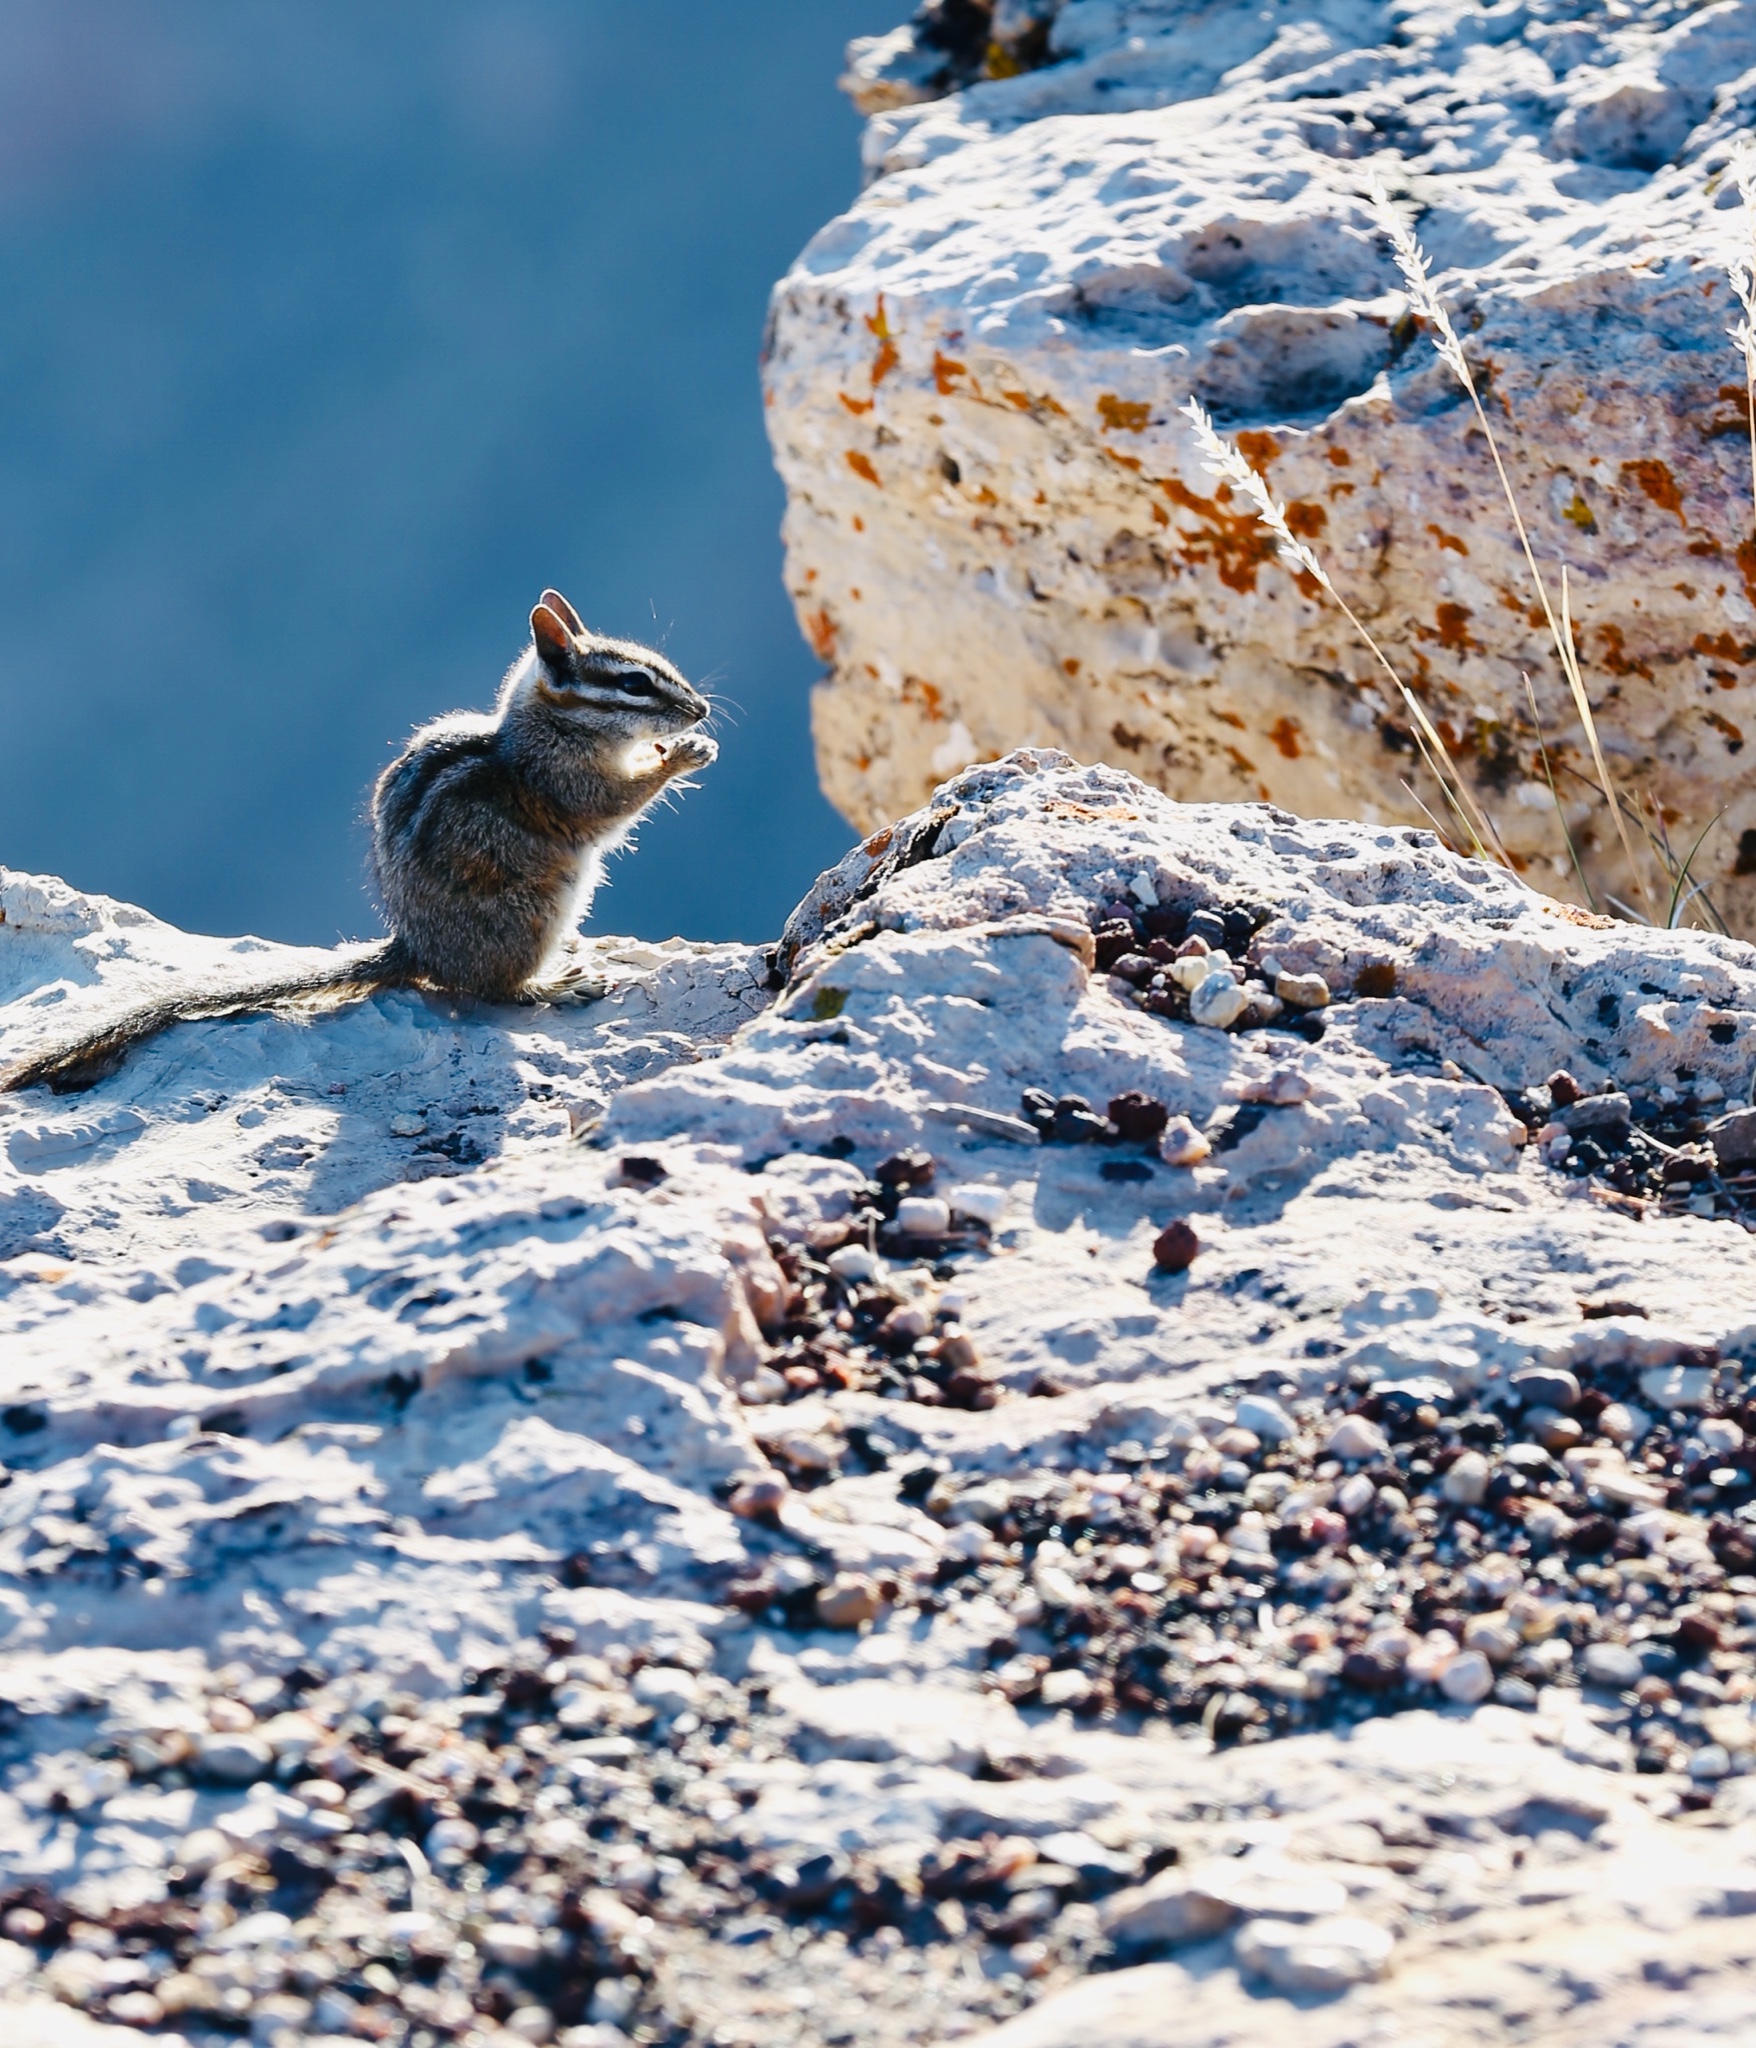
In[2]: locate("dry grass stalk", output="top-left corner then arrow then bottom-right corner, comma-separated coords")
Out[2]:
1368,178 -> 1653,913
1729,149 -> 1756,541
1180,395 -> 1502,862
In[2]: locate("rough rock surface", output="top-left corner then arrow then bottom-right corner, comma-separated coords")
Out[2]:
6,757 -> 1756,2043
768,0 -> 1756,923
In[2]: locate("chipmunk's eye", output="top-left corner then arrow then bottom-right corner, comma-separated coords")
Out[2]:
616,671 -> 659,699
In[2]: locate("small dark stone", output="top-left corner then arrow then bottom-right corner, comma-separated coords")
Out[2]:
771,1849 -> 850,1907
1152,1220 -> 1200,1273
875,1149 -> 935,1190
1340,1650 -> 1401,1694
1108,1091 -> 1170,1143
1353,962 -> 1397,999
1109,953 -> 1158,985
1675,1609 -> 1723,1652
1208,1691 -> 1261,1740
1184,910 -> 1227,950
1093,921 -> 1139,971
618,1155 -> 667,1188
1556,1093 -> 1630,1140
898,1461 -> 948,1503
1567,1514 -> 1618,1556
1710,1108 -> 1756,1170
1100,1159 -> 1154,1184
1220,906 -> 1260,953
1052,1104 -> 1115,1144
1547,1068 -> 1582,1107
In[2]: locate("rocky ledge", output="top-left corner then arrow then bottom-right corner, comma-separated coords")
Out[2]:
5,759 -> 1756,2045
769,0 -> 1756,923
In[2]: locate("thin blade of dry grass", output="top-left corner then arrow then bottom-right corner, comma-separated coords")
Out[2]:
1522,672 -> 1595,912
1179,396 -> 1503,863
1369,178 -> 1653,914
1730,149 -> 1756,545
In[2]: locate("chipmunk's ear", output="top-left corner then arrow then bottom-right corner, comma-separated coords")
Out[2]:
531,603 -> 575,673
539,588 -> 586,635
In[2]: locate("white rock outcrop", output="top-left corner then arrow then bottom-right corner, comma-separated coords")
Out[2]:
768,0 -> 1756,924
6,759 -> 1756,2039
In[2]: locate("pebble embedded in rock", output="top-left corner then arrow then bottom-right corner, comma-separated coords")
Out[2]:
483,1922 -> 545,1969
896,1195 -> 952,1235
1324,1415 -> 1387,1463
1556,1092 -> 1631,1138
1097,1869 -> 1241,1951
1235,1394 -> 1295,1443
1275,971 -> 1331,1010
1158,1116 -> 1211,1166
827,1244 -> 881,1283
875,1149 -> 935,1190
1236,1914 -> 1395,1994
1441,1450 -> 1490,1505
1583,1642 -> 1643,1691
1438,1650 -> 1495,1705
1108,1091 -> 1169,1142
816,1574 -> 884,1629
1709,1106 -> 1756,1169
1337,1472 -> 1375,1517
1189,969 -> 1249,1029
1151,1220 -> 1200,1272
1511,1366 -> 1581,1410
950,1182 -> 1008,1228
194,1731 -> 273,1784
729,1473 -> 789,1518
631,1666 -> 700,1714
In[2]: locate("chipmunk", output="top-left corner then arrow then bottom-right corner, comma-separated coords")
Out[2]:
0,590 -> 717,1094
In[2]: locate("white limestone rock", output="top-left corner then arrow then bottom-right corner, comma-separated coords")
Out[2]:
7,757 -> 1756,2035
769,0 -> 1756,923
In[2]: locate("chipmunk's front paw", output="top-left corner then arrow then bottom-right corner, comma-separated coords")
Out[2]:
663,731 -> 718,775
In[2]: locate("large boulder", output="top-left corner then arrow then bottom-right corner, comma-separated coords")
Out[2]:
767,0 -> 1756,925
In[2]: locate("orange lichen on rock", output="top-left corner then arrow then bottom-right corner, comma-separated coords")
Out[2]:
805,609 -> 838,660
1235,430 -> 1280,471
1599,623 -> 1653,680
846,451 -> 882,486
933,351 -> 966,395
1098,393 -> 1151,433
1620,457 -> 1686,525
1706,709 -> 1746,752
1431,603 -> 1479,654
840,393 -> 874,416
1694,631 -> 1756,664
1269,717 -> 1303,759
1160,476 -> 1278,594
1426,522 -> 1468,555
902,675 -> 945,720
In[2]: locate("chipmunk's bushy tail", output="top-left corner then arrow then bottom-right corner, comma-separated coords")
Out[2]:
0,938 -> 417,1096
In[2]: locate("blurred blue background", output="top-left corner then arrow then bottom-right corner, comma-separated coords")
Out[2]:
0,1 -> 896,945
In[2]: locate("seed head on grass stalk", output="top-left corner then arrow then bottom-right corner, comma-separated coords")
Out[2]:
1179,395 -> 1503,863
1367,177 -> 1653,915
